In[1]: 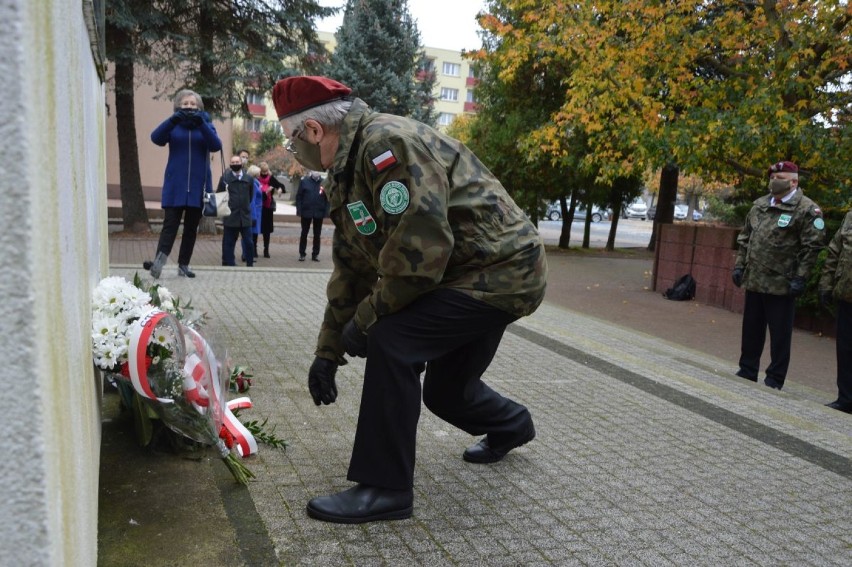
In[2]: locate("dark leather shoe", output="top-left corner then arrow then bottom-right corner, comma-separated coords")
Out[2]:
764,377 -> 783,390
177,265 -> 195,278
142,260 -> 153,270
735,369 -> 757,382
463,420 -> 535,464
306,484 -> 413,524
299,255 -> 306,262
825,400 -> 852,414
312,256 -> 320,262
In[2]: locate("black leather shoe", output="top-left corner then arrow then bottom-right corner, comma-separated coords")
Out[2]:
825,400 -> 852,414
264,251 -> 270,258
735,369 -> 757,382
312,256 -> 319,262
463,420 -> 535,464
142,260 -> 153,270
299,255 -> 306,262
306,484 -> 413,524
764,377 -> 783,390
177,265 -> 196,278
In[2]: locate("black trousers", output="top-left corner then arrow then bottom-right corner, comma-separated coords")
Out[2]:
299,216 -> 323,257
738,290 -> 796,384
156,206 -> 202,266
347,289 -> 532,490
835,300 -> 852,404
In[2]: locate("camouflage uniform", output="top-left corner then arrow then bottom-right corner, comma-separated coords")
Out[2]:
317,98 -> 547,490
316,98 -> 547,363
735,191 -> 824,294
734,189 -> 825,386
819,211 -> 852,407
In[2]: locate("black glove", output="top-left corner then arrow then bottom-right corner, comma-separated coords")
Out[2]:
169,111 -> 183,124
342,319 -> 368,358
190,113 -> 203,126
731,267 -> 744,288
819,290 -> 833,308
789,276 -> 806,297
308,357 -> 338,406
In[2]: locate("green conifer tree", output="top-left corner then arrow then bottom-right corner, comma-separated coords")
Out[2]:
325,0 -> 434,122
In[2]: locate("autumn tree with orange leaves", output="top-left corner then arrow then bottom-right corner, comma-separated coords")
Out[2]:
471,0 -> 852,230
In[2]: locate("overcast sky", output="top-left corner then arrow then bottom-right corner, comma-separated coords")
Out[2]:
316,0 -> 489,52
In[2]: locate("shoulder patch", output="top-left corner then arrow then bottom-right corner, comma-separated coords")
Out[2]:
380,181 -> 409,214
814,217 -> 825,230
371,150 -> 398,173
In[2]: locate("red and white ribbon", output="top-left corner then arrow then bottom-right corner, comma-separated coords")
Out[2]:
128,310 -> 258,458
128,310 -> 176,404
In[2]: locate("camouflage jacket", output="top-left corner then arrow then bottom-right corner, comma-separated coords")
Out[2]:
735,190 -> 825,295
819,211 -> 852,302
315,98 -> 547,363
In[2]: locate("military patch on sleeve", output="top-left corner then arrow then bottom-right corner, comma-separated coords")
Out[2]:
371,149 -> 398,172
814,217 -> 825,230
346,201 -> 377,235
379,180 -> 410,214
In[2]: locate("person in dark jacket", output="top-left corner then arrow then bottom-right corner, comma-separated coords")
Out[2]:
218,155 -> 257,267
295,171 -> 329,261
144,89 -> 222,279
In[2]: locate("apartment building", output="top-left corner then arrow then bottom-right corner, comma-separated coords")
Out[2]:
234,31 -> 478,135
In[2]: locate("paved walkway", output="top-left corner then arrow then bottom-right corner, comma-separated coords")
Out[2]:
98,231 -> 851,566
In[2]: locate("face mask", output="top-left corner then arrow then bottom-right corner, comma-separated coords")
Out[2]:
182,108 -> 198,116
291,137 -> 325,171
768,178 -> 792,196
230,164 -> 242,172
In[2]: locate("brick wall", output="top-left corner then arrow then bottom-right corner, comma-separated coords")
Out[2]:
654,224 -> 745,313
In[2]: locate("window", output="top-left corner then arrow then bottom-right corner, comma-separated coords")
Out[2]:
440,88 -> 459,102
468,67 -> 477,78
245,92 -> 264,105
466,90 -> 476,103
438,112 -> 456,126
245,118 -> 264,132
442,62 -> 460,76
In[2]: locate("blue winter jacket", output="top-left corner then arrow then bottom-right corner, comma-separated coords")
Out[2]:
251,178 -> 263,235
151,112 -> 223,208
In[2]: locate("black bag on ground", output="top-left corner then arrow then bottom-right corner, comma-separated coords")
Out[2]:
663,274 -> 696,301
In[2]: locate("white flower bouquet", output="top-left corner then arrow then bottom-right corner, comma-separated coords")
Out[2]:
92,275 -> 256,484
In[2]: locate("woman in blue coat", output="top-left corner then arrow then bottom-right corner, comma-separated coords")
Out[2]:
143,89 -> 222,278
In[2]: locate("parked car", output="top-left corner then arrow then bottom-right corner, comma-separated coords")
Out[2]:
622,198 -> 648,220
674,204 -> 688,220
648,206 -> 656,220
692,209 -> 703,221
545,202 -> 609,222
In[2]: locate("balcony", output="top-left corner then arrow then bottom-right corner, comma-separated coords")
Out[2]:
247,103 -> 266,116
466,76 -> 478,87
463,101 -> 479,113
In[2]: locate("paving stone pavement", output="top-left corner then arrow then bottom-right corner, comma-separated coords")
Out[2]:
99,235 -> 852,567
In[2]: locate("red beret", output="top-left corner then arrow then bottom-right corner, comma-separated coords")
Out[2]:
272,76 -> 352,120
768,160 -> 798,175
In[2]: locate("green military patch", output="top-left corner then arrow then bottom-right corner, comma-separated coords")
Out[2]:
778,214 -> 792,228
380,181 -> 410,214
347,201 -> 377,235
814,217 -> 825,230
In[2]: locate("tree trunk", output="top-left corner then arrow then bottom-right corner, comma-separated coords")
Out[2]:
558,194 -> 573,249
649,163 -> 678,251
197,7 -> 219,235
113,40 -> 150,233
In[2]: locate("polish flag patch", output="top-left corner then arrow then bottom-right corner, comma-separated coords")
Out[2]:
372,150 -> 397,172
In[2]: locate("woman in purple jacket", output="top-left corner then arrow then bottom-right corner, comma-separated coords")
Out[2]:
143,89 -> 222,278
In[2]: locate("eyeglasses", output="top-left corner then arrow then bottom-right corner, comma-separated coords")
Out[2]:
285,127 -> 302,154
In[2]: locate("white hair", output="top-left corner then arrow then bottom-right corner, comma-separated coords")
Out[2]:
280,99 -> 353,135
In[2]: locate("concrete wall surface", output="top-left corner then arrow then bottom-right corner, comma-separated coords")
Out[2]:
0,1 -> 106,565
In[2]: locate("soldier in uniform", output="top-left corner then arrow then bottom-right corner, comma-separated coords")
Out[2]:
818,211 -> 852,413
272,76 -> 547,523
732,160 -> 825,390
